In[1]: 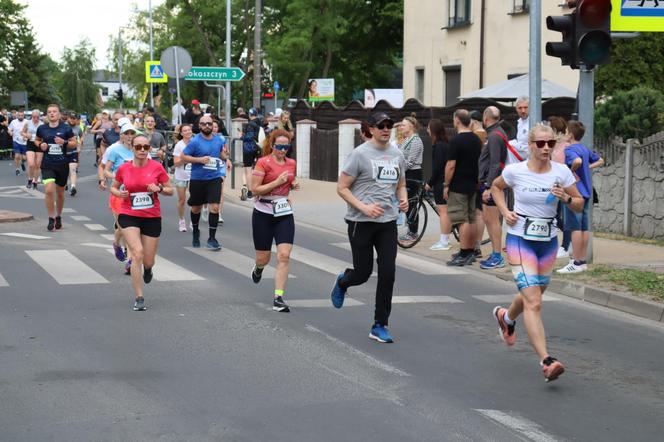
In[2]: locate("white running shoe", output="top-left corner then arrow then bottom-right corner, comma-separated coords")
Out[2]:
556,246 -> 568,259
219,215 -> 224,224
201,206 -> 209,222
178,219 -> 187,232
556,260 -> 587,274
430,241 -> 451,251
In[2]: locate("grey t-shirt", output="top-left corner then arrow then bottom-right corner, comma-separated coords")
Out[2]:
342,141 -> 406,223
148,131 -> 167,159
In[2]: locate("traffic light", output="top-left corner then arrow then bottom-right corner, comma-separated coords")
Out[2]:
152,84 -> 160,97
546,13 -> 576,67
574,0 -> 612,67
115,88 -> 124,102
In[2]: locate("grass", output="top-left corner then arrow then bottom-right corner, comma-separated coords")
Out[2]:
595,232 -> 664,247
558,264 -> 664,302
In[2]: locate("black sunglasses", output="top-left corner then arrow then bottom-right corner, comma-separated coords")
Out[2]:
374,121 -> 394,130
533,139 -> 556,148
200,122 -> 213,126
274,144 -> 290,151
133,144 -> 151,151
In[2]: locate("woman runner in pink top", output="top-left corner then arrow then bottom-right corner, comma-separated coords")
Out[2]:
249,129 -> 299,313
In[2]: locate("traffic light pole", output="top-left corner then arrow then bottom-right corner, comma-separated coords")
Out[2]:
529,0 -> 542,128
578,65 -> 594,263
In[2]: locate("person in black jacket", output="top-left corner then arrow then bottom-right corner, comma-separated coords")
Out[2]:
0,115 -> 12,160
424,119 -> 453,251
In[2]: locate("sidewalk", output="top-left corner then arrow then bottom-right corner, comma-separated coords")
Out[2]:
0,210 -> 33,223
224,170 -> 664,322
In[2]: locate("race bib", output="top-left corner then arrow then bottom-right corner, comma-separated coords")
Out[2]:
523,217 -> 553,241
48,144 -> 63,155
203,157 -> 219,170
130,192 -> 154,210
272,198 -> 293,217
376,165 -> 399,184
149,147 -> 160,158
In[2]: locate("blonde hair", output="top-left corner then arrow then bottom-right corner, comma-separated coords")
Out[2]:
528,123 -> 555,142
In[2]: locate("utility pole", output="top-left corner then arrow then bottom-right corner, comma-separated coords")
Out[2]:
118,29 -> 124,111
578,65 -> 595,263
149,0 -> 154,107
528,0 -> 542,128
253,0 -> 262,110
226,0 -> 232,135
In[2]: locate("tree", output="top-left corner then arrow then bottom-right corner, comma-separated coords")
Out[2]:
595,87 -> 664,139
596,33 -> 664,98
57,39 -> 100,115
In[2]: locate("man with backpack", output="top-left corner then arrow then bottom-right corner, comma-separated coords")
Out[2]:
240,108 -> 261,200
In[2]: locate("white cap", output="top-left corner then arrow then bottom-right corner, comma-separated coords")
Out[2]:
117,117 -> 131,127
120,123 -> 138,134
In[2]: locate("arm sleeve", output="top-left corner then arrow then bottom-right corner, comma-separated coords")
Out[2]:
341,150 -> 360,178
403,136 -> 424,170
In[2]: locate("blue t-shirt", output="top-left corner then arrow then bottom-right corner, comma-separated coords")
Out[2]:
564,143 -> 601,199
105,143 -> 134,174
183,133 -> 226,180
36,123 -> 75,166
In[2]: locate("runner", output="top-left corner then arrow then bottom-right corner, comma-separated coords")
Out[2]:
144,115 -> 167,163
250,129 -> 299,313
8,109 -> 27,176
34,104 -> 76,231
172,124 -> 192,232
110,134 -> 173,311
21,109 -> 43,189
91,110 -> 112,166
66,113 -> 83,196
330,112 -> 408,343
489,123 -> 583,382
180,115 -> 226,250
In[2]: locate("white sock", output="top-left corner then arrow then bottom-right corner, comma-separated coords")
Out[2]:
503,311 -> 515,325
440,234 -> 449,243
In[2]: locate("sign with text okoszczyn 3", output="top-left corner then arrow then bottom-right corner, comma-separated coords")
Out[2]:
184,66 -> 246,81
145,61 -> 168,83
611,0 -> 664,32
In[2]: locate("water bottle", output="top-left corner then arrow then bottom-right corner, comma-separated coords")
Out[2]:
546,181 -> 559,204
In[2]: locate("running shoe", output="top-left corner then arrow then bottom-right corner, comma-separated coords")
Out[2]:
113,242 -> 126,262
201,206 -> 209,222
330,272 -> 347,308
219,215 -> 224,224
206,238 -> 221,250
54,216 -> 62,230
70,186 -> 77,197
474,248 -> 483,258
240,186 -> 248,201
247,190 -> 253,198
124,259 -> 132,275
479,253 -> 505,269
273,296 -> 290,312
398,232 -> 418,242
251,265 -> 263,284
430,241 -> 451,251
26,179 -> 32,188
47,217 -> 55,231
178,219 -> 187,232
369,323 -> 394,343
21,161 -> 25,172
446,253 -> 474,266
32,180 -> 38,190
492,306 -> 516,346
541,356 -> 565,382
450,251 -> 477,263
143,267 -> 153,284
192,230 -> 201,248
15,169 -> 20,176
133,297 -> 147,311
556,260 -> 587,274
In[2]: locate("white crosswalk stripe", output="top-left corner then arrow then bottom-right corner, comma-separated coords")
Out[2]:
392,296 -> 463,304
100,234 -> 116,241
287,298 -> 365,308
280,244 -> 365,276
84,223 -> 107,231
0,232 -> 50,240
70,215 -> 92,221
185,246 -> 296,280
25,250 -> 108,285
103,249 -> 204,282
0,273 -> 8,287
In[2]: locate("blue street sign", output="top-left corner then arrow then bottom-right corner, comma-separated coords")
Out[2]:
273,80 -> 280,92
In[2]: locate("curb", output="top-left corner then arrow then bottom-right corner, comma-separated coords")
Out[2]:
0,210 -> 33,223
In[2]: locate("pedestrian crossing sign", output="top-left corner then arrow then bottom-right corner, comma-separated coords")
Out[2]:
612,0 -> 664,32
145,61 -> 168,83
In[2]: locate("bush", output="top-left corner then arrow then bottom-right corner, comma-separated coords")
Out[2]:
595,86 -> 664,140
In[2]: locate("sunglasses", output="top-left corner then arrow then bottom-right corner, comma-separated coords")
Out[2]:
533,139 -> 556,148
374,121 -> 394,130
273,144 -> 291,151
133,144 -> 151,151
200,122 -> 213,126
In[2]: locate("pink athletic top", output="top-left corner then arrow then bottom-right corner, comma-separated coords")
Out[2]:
115,160 -> 170,218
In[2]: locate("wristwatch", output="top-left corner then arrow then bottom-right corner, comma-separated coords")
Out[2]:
158,183 -> 164,193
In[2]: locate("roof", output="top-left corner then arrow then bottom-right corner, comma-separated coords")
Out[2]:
459,74 -> 576,101
93,70 -> 119,83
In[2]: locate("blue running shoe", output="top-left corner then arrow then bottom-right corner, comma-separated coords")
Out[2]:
113,242 -> 126,262
480,252 -> 505,269
192,230 -> 201,248
330,272 -> 347,308
206,238 -> 221,250
369,324 -> 394,343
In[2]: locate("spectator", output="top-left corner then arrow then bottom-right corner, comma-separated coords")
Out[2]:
425,118 -> 453,251
548,116 -> 572,259
0,115 -> 12,159
184,99 -> 203,133
509,96 -> 530,162
276,110 -> 294,138
398,114 -> 424,242
172,97 -> 186,126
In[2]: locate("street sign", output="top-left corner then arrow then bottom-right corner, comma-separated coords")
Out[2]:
184,66 -> 246,82
145,61 -> 168,83
160,46 -> 193,79
273,80 -> 280,92
611,0 -> 664,32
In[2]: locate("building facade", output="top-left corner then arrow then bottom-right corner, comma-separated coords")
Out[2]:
93,70 -> 134,103
403,0 -> 580,106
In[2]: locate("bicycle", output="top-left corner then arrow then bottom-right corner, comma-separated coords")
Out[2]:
397,179 -> 490,249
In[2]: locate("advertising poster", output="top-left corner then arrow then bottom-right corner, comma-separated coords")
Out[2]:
307,78 -> 335,102
364,89 -> 404,108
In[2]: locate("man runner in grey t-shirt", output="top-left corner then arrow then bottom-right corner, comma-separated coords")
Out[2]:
330,112 -> 408,344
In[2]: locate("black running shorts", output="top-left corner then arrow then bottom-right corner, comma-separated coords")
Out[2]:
41,163 -> 69,187
252,209 -> 295,251
117,214 -> 162,238
188,178 -> 222,206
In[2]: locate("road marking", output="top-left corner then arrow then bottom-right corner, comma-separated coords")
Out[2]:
104,250 -> 204,281
70,215 -> 91,221
0,273 -> 8,287
185,247 -> 295,279
0,185 -> 43,199
473,294 -> 560,303
82,242 -> 113,249
61,208 -> 76,213
287,298 -> 364,308
305,324 -> 410,377
392,296 -> 463,304
475,409 -> 559,442
84,224 -> 107,231
25,250 -> 108,285
0,232 -> 50,240
332,242 -> 465,275
281,245 -> 372,276
100,234 -> 116,241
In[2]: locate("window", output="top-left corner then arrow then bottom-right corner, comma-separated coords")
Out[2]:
510,0 -> 530,15
101,87 -> 109,96
448,0 -> 471,28
443,66 -> 461,106
415,68 -> 425,102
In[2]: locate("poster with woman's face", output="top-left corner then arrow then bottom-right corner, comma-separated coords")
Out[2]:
307,79 -> 335,102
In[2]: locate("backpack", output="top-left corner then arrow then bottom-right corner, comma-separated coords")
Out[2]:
242,121 -> 259,154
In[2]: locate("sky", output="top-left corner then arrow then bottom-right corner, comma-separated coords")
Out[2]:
18,0 -> 164,69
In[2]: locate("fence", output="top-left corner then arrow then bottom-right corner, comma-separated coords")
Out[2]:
593,131 -> 664,239
310,128 -> 338,182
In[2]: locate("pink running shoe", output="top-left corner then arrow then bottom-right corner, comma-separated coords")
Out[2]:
492,306 -> 516,346
541,356 -> 565,382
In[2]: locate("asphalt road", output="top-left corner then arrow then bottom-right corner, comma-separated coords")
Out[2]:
0,146 -> 663,441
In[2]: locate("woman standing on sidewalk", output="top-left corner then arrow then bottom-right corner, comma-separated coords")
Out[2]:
110,134 -> 173,311
172,124 -> 192,231
489,123 -> 583,382
250,129 -> 299,313
398,114 -> 424,242
424,118 -> 452,251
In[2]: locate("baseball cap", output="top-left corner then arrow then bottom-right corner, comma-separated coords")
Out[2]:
120,123 -> 138,134
192,99 -> 201,106
248,107 -> 258,116
117,117 -> 131,127
470,110 -> 483,122
367,112 -> 393,127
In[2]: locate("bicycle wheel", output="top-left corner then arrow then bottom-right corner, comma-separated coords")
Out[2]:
397,200 -> 428,249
